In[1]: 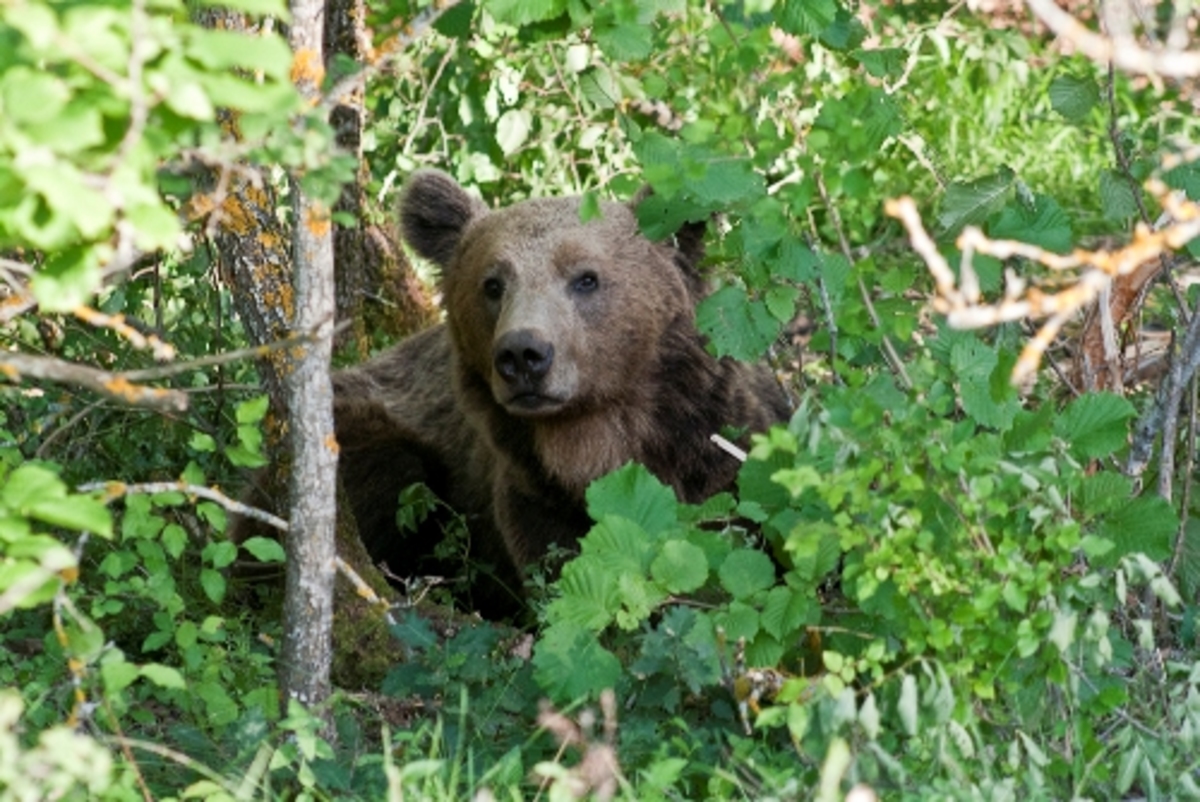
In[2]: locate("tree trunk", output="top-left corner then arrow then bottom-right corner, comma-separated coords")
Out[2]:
278,0 -> 338,712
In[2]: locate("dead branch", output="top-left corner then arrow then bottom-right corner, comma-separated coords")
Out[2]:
885,180 -> 1200,385
1,351 -> 189,412
1024,0 -> 1200,79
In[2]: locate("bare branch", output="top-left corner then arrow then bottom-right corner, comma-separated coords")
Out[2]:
1024,0 -> 1200,79
885,181 -> 1200,384
1,351 -> 189,412
72,306 -> 177,361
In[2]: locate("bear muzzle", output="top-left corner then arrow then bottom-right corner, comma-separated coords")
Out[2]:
492,329 -> 565,415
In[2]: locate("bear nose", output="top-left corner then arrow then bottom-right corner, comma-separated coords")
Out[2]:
494,330 -> 554,385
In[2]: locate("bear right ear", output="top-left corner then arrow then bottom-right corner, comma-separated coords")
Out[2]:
399,169 -> 488,267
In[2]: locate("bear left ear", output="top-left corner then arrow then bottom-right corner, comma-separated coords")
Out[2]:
399,169 -> 488,267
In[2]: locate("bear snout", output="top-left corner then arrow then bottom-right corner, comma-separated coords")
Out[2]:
493,329 -> 555,389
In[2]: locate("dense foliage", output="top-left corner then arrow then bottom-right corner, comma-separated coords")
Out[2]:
3,0 -> 1200,798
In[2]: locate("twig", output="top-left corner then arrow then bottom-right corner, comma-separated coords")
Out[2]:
81,481 -> 289,531
886,183 -> 1200,384
72,306 -> 176,361
1024,0 -> 1200,79
1167,373 -> 1197,580
1,351 -> 188,412
81,480 -> 399,626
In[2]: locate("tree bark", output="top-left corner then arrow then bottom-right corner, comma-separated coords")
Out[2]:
278,0 -> 338,712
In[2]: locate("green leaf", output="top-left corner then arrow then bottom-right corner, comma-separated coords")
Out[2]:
532,623 -> 622,702
1096,495 -> 1176,564
585,463 -> 678,535
200,567 -> 226,603
950,337 -> 1019,431
487,0 -> 567,26
203,540 -> 238,569
650,540 -> 709,594
495,109 -> 532,156
1054,392 -> 1135,460
140,663 -> 187,690
1,67 -> 68,124
989,193 -> 1073,253
760,585 -> 811,640
1099,169 -> 1140,220
101,658 -> 140,694
241,536 -> 286,563
30,248 -> 102,311
595,21 -> 652,60
938,167 -> 1015,235
777,0 -> 839,36
578,190 -> 602,223
696,285 -> 781,361
1048,74 -> 1100,123
718,549 -> 775,600
854,47 -> 907,79
433,1 -> 476,38
236,395 -> 270,425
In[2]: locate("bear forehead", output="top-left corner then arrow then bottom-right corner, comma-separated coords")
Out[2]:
458,198 -> 640,260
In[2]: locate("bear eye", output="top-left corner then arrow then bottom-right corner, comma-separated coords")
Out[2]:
482,277 -> 504,300
571,271 -> 599,295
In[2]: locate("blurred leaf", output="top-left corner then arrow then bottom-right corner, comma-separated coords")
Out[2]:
1048,74 -> 1100,123
938,167 -> 1014,235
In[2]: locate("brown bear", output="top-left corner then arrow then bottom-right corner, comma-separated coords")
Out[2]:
333,170 -> 790,615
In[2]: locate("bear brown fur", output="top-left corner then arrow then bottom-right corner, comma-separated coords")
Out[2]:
332,170 -> 791,614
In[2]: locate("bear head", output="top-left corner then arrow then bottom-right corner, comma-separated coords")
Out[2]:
399,169 -> 707,422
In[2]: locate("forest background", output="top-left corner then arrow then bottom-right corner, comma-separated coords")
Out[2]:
2,0 -> 1200,798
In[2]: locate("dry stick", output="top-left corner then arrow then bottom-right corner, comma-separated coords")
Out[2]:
1024,0 -> 1200,79
80,480 -> 399,627
1128,305 -> 1200,479
1,351 -> 189,412
886,188 -> 1200,385
1167,374 -> 1197,582
73,306 -> 176,361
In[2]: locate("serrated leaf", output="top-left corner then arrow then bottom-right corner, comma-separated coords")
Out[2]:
595,21 -> 652,60
1048,74 -> 1100,123
854,47 -> 907,79
1096,495 -> 1176,564
696,285 -> 781,361
989,193 -> 1073,253
532,623 -> 622,702
578,66 -> 620,109
650,540 -> 708,594
241,536 -> 285,563
950,338 -> 1019,431
486,0 -> 567,25
1054,392 -> 1135,459
938,167 -> 1015,235
718,549 -> 775,600
1099,169 -> 1140,220
585,463 -> 678,535
759,585 -> 811,640
777,0 -> 838,35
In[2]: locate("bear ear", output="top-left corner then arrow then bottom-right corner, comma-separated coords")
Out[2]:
399,169 -> 488,267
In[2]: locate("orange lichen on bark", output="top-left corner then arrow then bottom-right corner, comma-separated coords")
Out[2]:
0,362 -> 18,381
304,205 -> 332,238
325,433 -> 340,454
290,48 -> 325,95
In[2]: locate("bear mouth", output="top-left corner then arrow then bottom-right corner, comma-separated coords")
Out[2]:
503,392 -> 567,416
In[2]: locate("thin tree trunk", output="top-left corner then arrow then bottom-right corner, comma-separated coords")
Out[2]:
279,0 -> 338,711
